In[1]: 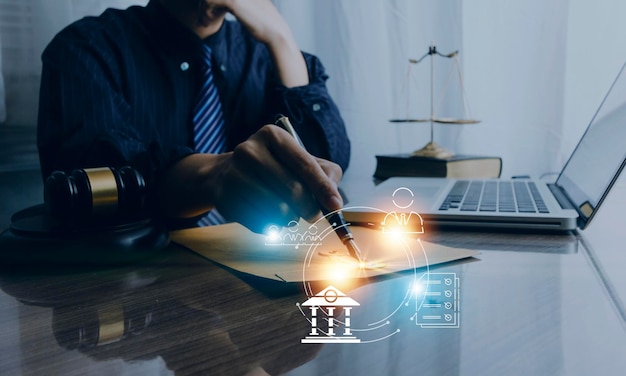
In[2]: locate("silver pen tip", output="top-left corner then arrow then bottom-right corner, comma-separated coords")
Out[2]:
345,239 -> 364,263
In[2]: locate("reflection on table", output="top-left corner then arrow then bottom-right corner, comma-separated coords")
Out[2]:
0,248 -> 322,375
1,173 -> 626,375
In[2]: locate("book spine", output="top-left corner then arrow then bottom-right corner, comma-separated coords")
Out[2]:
374,155 -> 502,179
374,157 -> 446,179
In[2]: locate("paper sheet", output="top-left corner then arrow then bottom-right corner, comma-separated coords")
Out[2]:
170,221 -> 479,283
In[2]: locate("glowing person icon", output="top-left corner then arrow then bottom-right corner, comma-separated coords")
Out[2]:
382,187 -> 424,235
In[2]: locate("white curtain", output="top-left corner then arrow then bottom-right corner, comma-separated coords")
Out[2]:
275,0 -> 464,190
562,0 -> 626,167
0,0 -> 147,127
460,0 -> 569,178
276,0 -> 574,184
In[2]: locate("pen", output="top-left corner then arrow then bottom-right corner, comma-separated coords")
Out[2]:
274,114 -> 364,263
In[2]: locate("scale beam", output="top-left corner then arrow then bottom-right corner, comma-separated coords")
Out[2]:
391,44 -> 479,158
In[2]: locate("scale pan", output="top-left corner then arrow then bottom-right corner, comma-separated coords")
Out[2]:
432,118 -> 481,124
389,118 -> 431,123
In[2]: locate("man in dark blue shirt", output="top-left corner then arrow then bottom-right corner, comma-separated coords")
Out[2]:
37,0 -> 350,231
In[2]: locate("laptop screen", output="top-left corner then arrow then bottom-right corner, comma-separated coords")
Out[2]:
556,61 -> 626,229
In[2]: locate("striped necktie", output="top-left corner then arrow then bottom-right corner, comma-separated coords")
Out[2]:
194,44 -> 227,226
194,44 -> 227,155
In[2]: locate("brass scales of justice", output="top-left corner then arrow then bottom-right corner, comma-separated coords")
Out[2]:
390,44 -> 480,159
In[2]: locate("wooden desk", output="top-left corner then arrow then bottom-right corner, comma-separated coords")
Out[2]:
1,172 -> 625,375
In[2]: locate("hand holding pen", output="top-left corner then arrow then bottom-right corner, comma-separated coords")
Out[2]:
274,114 -> 364,263
192,121 -> 343,235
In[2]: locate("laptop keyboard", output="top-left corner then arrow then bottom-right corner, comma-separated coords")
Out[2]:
438,180 -> 550,213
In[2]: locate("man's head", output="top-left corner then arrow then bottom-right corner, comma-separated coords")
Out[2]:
159,0 -> 228,38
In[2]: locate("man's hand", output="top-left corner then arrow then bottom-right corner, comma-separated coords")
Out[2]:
202,0 -> 290,46
200,0 -> 309,87
159,125 -> 343,233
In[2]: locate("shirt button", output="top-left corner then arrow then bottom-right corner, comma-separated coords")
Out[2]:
180,62 -> 189,71
312,103 -> 321,111
220,64 -> 226,72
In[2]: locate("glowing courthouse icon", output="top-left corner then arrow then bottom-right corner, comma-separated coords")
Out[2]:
301,286 -> 361,343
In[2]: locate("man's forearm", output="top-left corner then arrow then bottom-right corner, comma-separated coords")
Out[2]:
155,125 -> 343,232
157,153 -> 228,218
267,32 -> 309,88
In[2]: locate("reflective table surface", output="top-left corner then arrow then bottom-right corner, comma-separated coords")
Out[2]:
1,171 -> 625,375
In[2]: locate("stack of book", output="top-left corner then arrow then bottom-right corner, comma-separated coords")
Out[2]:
374,154 -> 502,180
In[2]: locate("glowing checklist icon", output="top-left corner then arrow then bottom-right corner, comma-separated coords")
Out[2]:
415,272 -> 460,328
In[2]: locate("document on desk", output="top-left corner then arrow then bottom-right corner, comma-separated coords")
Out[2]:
170,221 -> 479,283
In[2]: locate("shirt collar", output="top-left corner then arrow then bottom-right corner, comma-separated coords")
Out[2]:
205,17 -> 228,64
144,1 -> 233,71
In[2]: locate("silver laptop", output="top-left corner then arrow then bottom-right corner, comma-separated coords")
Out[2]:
344,61 -> 626,231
